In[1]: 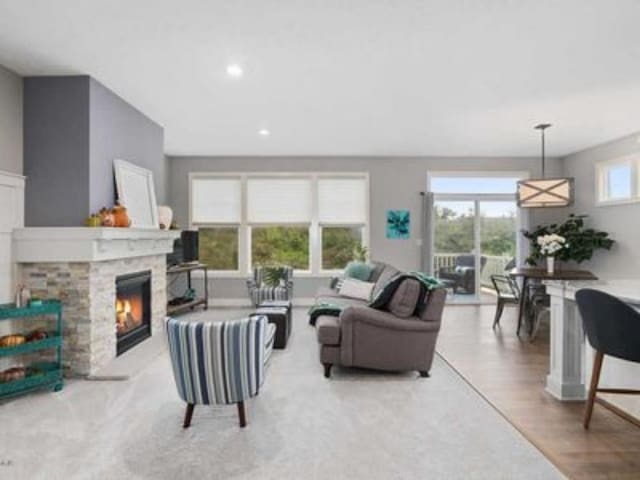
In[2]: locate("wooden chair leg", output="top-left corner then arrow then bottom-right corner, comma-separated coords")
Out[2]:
323,363 -> 332,378
584,351 -> 604,429
237,401 -> 247,428
183,403 -> 195,429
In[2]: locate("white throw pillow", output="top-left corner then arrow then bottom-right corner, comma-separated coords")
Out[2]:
338,278 -> 375,301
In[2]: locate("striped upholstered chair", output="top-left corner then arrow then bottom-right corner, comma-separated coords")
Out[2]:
247,265 -> 294,307
165,315 -> 276,428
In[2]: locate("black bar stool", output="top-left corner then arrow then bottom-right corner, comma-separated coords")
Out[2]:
575,288 -> 640,429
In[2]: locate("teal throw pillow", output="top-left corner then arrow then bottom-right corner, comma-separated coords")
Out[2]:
344,261 -> 374,282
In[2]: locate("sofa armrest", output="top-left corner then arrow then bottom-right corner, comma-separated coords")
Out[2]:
340,305 -> 439,333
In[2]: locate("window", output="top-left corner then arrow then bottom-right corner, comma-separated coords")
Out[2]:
596,156 -> 640,205
251,226 -> 310,270
191,177 -> 241,271
318,177 -> 367,270
321,226 -> 363,270
198,227 -> 239,270
189,173 -> 369,275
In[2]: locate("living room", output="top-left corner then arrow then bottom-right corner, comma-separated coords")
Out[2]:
1,2 -> 640,479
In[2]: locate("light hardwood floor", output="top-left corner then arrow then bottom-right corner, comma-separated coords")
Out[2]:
437,304 -> 640,480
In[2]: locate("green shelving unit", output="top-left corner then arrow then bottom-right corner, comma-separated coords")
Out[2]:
0,300 -> 64,399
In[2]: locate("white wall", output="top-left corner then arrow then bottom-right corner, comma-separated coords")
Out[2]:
0,64 -> 23,304
168,155 -> 564,300
0,65 -> 23,175
563,131 -> 640,279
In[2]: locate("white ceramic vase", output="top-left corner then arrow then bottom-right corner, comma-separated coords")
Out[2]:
157,205 -> 173,230
546,256 -> 555,275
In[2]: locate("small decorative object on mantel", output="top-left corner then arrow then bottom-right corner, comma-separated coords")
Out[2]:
85,213 -> 102,227
386,210 -> 410,239
157,205 -> 173,230
537,234 -> 567,274
111,203 -> 131,227
523,214 -> 614,267
99,207 -> 115,227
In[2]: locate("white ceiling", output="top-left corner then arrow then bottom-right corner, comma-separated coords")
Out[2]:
1,0 -> 640,157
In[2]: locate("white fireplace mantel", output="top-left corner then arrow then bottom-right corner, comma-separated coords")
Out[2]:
12,227 -> 180,263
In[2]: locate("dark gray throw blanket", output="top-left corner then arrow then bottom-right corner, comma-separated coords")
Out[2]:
308,272 -> 441,326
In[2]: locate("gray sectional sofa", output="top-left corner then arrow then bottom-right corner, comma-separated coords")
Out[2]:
313,262 -> 447,378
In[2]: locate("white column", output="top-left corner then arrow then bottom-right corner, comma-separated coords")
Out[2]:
545,281 -> 587,401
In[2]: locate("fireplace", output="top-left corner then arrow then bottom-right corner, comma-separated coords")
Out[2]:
115,270 -> 152,355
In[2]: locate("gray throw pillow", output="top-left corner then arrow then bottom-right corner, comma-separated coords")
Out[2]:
387,278 -> 421,318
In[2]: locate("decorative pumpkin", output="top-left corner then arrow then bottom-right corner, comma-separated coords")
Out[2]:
0,367 -> 26,383
99,207 -> 115,227
0,334 -> 26,347
111,204 -> 130,228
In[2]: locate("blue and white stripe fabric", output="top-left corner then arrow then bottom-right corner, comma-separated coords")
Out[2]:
247,266 -> 294,307
165,315 -> 272,406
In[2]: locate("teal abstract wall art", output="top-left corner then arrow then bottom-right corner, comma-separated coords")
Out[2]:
386,210 -> 410,239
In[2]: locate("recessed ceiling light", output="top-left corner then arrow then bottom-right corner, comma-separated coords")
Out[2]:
226,64 -> 243,77
258,128 -> 270,137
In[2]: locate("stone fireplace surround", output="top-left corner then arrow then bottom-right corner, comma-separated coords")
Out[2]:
12,228 -> 179,376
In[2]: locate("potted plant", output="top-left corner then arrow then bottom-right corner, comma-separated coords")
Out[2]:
522,214 -> 614,269
537,234 -> 567,274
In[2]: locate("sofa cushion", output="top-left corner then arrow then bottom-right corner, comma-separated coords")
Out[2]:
338,279 -> 375,301
387,278 -> 422,318
344,261 -> 374,281
368,262 -> 387,283
372,264 -> 400,299
316,316 -> 341,345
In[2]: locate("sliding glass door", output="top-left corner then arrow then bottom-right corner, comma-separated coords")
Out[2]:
428,173 -> 524,303
433,201 -> 478,301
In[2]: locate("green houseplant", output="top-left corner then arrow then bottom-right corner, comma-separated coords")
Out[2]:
522,214 -> 614,266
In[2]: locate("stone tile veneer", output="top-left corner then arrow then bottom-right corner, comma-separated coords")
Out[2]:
18,255 -> 166,376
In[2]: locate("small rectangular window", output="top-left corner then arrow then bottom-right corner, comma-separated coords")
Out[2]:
199,227 -> 239,271
606,164 -> 632,200
597,157 -> 639,205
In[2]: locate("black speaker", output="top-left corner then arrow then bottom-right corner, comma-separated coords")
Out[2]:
181,230 -> 199,263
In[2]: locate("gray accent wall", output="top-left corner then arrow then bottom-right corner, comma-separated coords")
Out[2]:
89,78 -> 165,212
563,131 -> 640,279
0,65 -> 23,175
24,75 -> 165,226
24,76 -> 90,226
168,155 -> 564,299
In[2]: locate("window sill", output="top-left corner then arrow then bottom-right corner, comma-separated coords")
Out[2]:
596,197 -> 640,207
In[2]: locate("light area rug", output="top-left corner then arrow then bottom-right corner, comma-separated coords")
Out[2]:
0,308 -> 562,480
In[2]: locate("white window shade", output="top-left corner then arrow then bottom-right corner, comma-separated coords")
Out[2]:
247,178 -> 312,223
191,177 -> 241,223
318,178 -> 367,224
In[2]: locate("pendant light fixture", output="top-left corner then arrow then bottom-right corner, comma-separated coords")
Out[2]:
517,123 -> 574,208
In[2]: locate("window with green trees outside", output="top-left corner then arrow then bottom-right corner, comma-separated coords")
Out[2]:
251,226 -> 310,270
198,227 -> 239,270
322,226 -> 363,270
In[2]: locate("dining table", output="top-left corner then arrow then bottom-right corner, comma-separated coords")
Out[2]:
508,267 -> 598,335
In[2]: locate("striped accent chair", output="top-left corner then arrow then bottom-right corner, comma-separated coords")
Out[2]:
247,265 -> 294,307
165,315 -> 276,428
